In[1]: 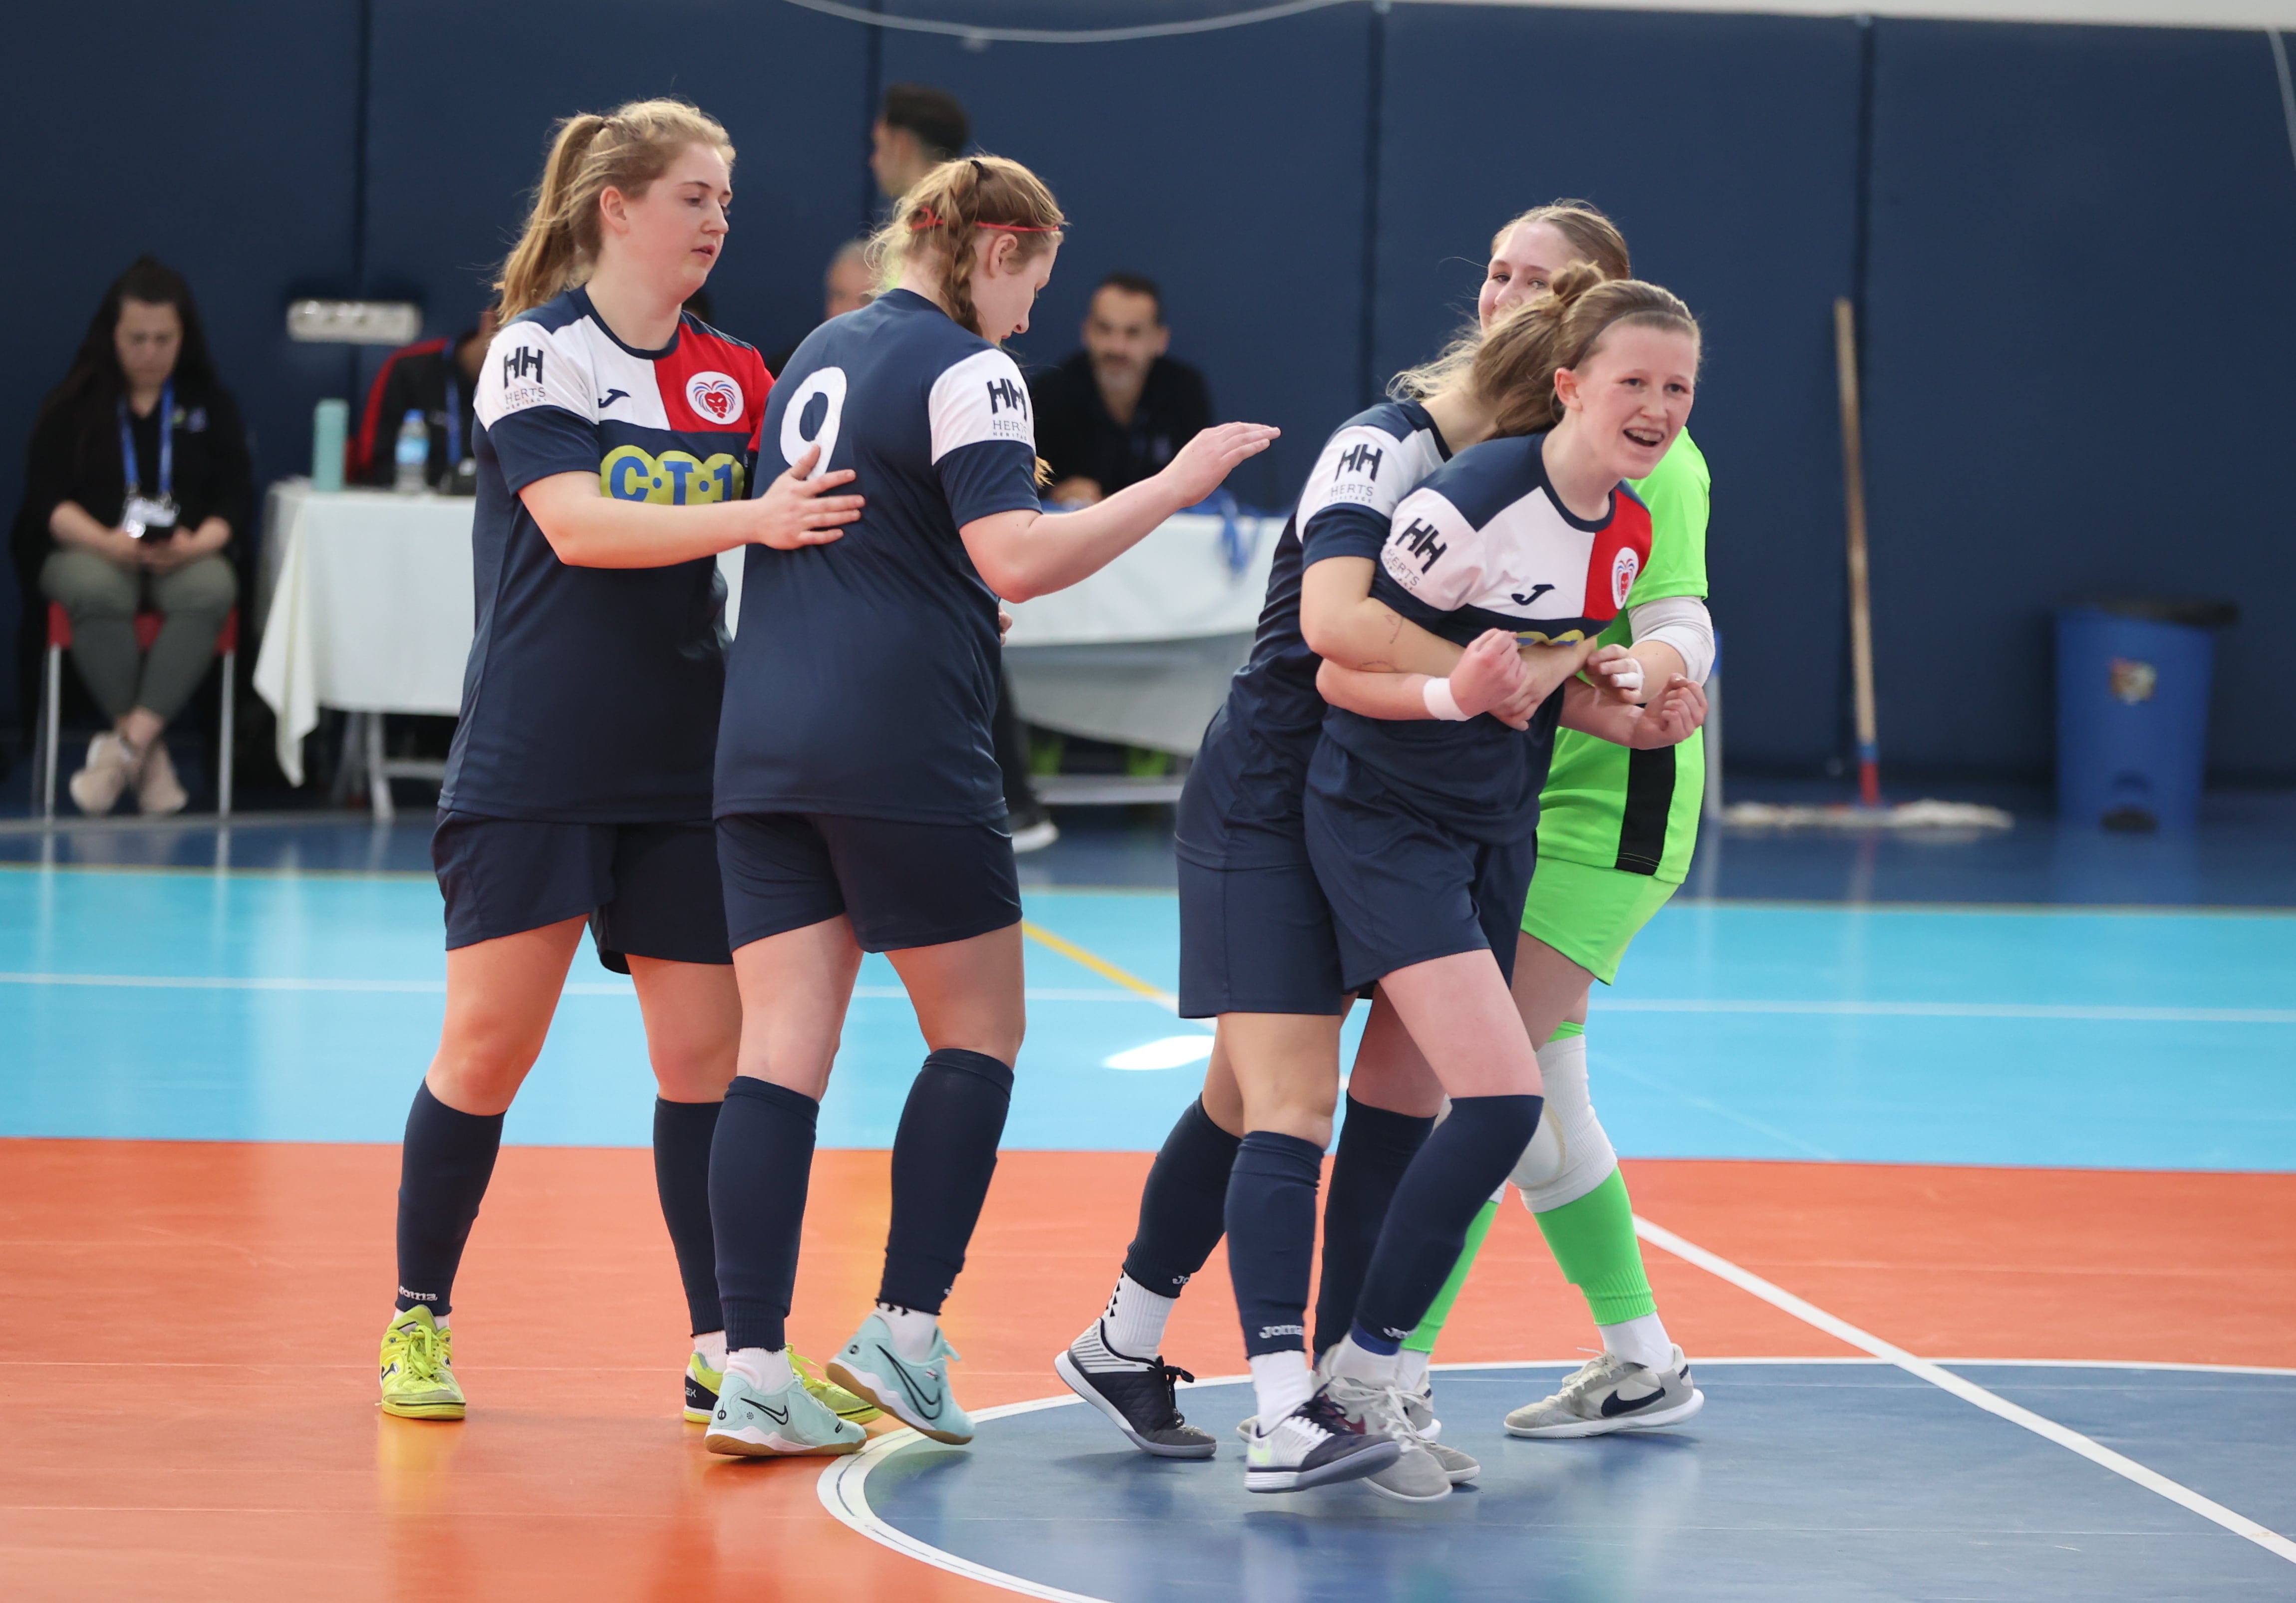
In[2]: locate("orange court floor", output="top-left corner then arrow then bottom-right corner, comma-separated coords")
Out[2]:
2,1138 -> 2292,1601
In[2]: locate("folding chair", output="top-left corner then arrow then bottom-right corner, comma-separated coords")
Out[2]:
38,601 -> 238,820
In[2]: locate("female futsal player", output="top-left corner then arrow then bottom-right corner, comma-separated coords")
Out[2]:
700,155 -> 1278,1458
1286,268 -> 1705,1496
1388,206 -> 1717,1439
376,100 -> 870,1425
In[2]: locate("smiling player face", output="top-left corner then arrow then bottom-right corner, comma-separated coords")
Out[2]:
969,233 -> 1059,344
1555,323 -> 1699,482
1479,220 -> 1581,330
604,141 -> 732,303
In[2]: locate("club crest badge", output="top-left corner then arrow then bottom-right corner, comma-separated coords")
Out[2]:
1612,545 -> 1642,607
686,372 -> 743,426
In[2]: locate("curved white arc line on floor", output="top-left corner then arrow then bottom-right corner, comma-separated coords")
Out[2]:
1631,1214 -> 2296,1565
820,1358 -> 2296,1597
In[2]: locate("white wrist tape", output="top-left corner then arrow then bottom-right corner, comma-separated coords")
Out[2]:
1603,659 -> 1646,693
1422,677 -> 1469,721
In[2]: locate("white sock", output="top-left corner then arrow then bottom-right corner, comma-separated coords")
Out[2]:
1248,1351 -> 1314,1426
693,1330 -> 727,1367
726,1346 -> 796,1391
434,1313 -> 450,1331
1599,1313 -> 1674,1372
876,1302 -> 940,1362
1328,1333 -> 1401,1386
1101,1274 -> 1176,1361
1397,1348 -> 1431,1389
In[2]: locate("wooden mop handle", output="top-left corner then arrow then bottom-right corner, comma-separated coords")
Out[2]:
1834,296 -> 1881,806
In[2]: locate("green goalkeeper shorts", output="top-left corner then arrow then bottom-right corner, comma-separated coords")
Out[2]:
1518,854 -> 1682,986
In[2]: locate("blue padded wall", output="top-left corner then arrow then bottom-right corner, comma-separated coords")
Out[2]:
1862,19 -> 2296,781
875,0 -> 1376,509
1376,4 -> 1866,775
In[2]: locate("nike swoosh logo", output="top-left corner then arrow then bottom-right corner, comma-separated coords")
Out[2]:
878,1344 -> 945,1414
597,389 -> 629,408
761,1403 -> 790,1426
1600,1386 -> 1670,1418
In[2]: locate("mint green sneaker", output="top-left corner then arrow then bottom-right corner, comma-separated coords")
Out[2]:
827,1314 -> 975,1444
703,1365 -> 866,1458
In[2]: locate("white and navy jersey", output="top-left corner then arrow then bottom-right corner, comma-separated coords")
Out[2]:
1174,401 -> 1450,868
441,288 -> 770,822
715,289 -> 1042,824
1322,432 -> 1655,841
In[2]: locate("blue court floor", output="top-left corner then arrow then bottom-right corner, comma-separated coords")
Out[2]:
834,1363 -> 2296,1602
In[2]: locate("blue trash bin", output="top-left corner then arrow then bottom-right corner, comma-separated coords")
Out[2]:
2054,600 -> 2236,833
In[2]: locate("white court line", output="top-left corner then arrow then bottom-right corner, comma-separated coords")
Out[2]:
1632,1214 -> 2296,1565
4,972 -> 2285,1025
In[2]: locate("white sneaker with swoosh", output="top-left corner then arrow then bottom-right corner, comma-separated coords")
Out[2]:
1503,1346 -> 1704,1438
827,1314 -> 975,1445
703,1366 -> 866,1457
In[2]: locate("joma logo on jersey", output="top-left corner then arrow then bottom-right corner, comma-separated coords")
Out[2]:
600,446 -> 746,506
1335,442 -> 1384,479
503,346 -> 544,385
985,377 -> 1028,416
1395,517 -> 1447,572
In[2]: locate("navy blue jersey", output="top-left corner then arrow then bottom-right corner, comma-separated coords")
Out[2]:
1173,401 -> 1449,868
716,289 -> 1041,824
1320,433 -> 1654,843
442,289 -> 770,822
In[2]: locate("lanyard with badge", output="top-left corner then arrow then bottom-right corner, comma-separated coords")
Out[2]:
118,381 -> 178,538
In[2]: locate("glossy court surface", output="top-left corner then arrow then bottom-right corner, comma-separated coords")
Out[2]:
2,806 -> 2293,1600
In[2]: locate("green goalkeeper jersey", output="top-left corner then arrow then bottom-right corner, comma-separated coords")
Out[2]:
1535,429 -> 1710,885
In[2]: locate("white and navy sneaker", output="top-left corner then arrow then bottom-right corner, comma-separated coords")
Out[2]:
1054,1322 -> 1217,1459
1245,1389 -> 1403,1494
1504,1346 -> 1705,1438
828,1313 -> 975,1445
703,1365 -> 866,1458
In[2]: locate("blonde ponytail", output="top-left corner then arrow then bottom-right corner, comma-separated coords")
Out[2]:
497,99 -> 733,318
866,154 -> 1063,338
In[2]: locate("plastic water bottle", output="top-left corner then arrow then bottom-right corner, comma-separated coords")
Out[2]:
394,409 -> 429,494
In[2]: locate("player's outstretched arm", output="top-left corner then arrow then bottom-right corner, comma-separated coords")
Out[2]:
520,445 -> 861,569
961,422 -> 1277,601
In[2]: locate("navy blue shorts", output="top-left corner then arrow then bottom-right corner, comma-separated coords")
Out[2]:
716,812 -> 1021,954
1303,748 -> 1537,993
1176,855 -> 1349,1019
432,812 -> 730,972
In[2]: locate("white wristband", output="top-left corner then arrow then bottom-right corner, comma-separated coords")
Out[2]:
1422,677 -> 1469,721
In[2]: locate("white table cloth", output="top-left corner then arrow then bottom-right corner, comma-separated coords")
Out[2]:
252,482 -> 1282,783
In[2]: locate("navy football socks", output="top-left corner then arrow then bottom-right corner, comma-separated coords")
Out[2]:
879,1048 -> 1014,1315
1121,1096 -> 1244,1297
711,1075 -> 820,1352
652,1096 -> 724,1337
1312,1095 -> 1436,1356
1225,1130 -> 1325,1358
1351,1094 -> 1543,1348
393,1082 -> 505,1317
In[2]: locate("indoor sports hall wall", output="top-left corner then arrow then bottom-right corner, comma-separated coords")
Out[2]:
3,0 -> 2291,784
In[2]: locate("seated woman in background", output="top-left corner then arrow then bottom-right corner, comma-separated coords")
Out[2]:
16,255 -> 250,815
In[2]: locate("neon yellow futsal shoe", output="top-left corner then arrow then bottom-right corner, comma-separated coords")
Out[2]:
684,1347 -> 882,1425
378,1307 -> 465,1420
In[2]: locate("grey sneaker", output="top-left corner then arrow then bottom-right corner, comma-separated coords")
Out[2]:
1324,1373 -> 1452,1502
1398,1378 -> 1480,1484
828,1314 -> 975,1444
1504,1346 -> 1705,1438
703,1364 -> 866,1457
1244,1390 -> 1401,1494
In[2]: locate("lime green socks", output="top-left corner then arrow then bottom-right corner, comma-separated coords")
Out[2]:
1534,1167 -> 1655,1327
1402,1197 -> 1496,1353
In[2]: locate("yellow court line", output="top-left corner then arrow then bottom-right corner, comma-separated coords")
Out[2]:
1020,920 -> 1177,1008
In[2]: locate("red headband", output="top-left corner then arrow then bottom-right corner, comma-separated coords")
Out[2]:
908,207 -> 1062,234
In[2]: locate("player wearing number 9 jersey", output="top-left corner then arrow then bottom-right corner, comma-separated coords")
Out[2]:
703,156 -> 1276,1459
376,101 -> 872,1433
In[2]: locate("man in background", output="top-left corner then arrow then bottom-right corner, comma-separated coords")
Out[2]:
1031,274 -> 1213,508
769,241 -> 874,377
871,83 -> 971,201
353,306 -> 495,490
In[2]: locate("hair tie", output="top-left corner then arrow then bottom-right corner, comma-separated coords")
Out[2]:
908,207 -> 944,231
